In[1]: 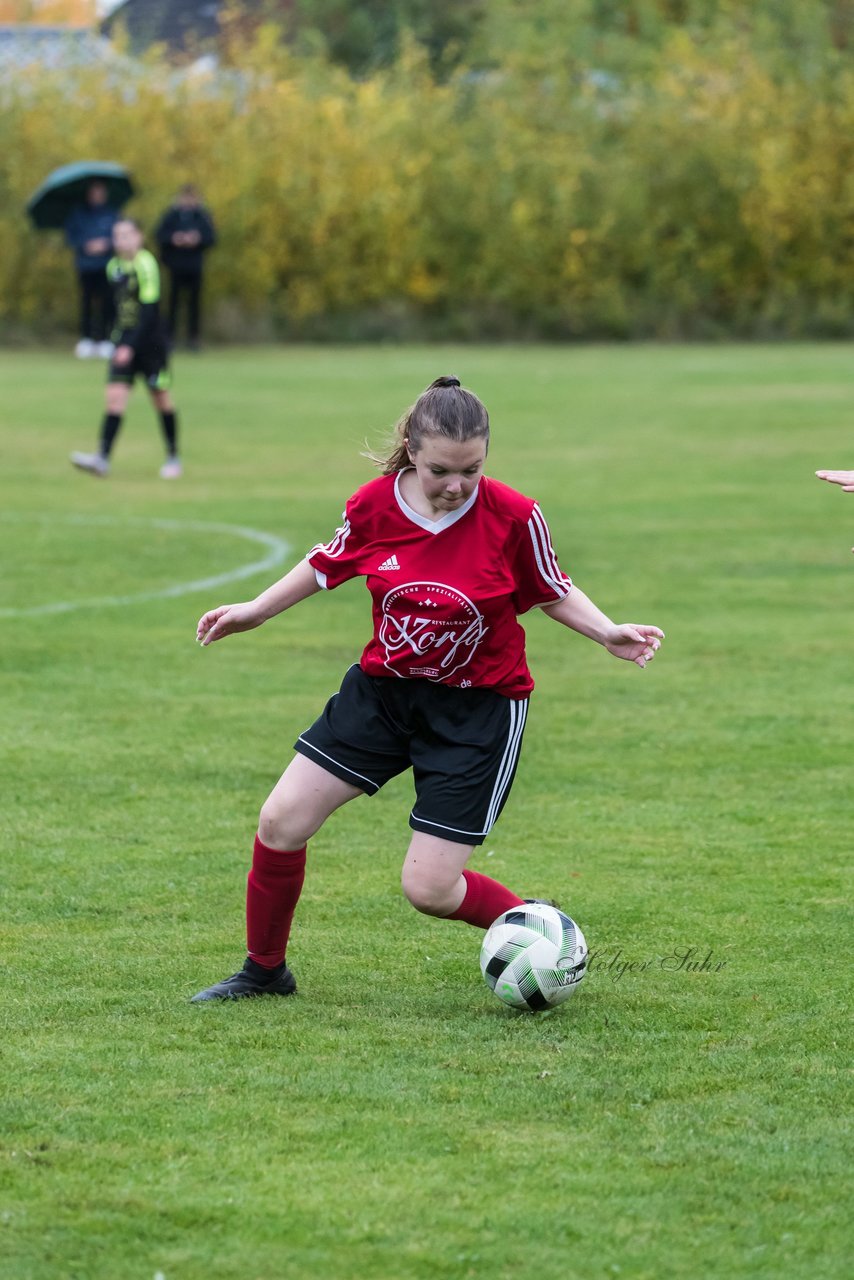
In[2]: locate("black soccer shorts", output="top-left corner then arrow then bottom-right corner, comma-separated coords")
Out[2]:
294,664 -> 529,846
107,343 -> 172,390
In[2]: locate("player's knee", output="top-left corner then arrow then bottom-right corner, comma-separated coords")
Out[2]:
401,867 -> 455,917
258,797 -> 313,850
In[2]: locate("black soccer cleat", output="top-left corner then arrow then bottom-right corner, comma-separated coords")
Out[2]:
190,957 -> 297,1002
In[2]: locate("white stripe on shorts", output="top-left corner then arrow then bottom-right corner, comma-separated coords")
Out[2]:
296,734 -> 379,793
484,697 -> 529,833
408,813 -> 492,839
409,696 -> 529,840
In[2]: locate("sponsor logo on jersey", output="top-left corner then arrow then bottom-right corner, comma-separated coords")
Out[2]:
379,581 -> 488,681
377,554 -> 401,571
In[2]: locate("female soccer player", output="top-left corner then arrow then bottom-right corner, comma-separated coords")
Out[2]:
191,376 -> 664,1001
70,219 -> 182,480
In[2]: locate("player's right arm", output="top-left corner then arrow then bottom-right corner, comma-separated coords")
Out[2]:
197,558 -> 321,646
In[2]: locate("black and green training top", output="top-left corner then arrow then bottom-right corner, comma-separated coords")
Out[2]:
107,249 -> 166,350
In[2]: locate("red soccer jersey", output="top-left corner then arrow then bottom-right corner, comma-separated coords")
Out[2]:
306,472 -> 572,698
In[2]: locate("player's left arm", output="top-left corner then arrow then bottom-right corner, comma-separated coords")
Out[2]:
541,587 -> 664,669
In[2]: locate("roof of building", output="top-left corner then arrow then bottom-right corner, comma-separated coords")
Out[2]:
100,0 -> 220,52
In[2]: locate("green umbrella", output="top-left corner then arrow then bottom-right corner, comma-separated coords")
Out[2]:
26,161 -> 135,230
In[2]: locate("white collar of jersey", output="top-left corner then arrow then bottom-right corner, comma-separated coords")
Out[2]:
394,469 -> 480,534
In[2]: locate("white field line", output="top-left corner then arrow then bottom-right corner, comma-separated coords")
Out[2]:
0,515 -> 291,617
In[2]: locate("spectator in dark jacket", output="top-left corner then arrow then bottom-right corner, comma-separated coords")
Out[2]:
64,180 -> 118,359
155,185 -> 216,351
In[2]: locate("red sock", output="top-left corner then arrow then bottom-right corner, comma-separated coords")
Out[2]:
446,869 -> 524,930
246,834 -> 306,968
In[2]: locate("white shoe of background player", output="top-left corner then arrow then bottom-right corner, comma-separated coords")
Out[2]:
70,451 -> 110,477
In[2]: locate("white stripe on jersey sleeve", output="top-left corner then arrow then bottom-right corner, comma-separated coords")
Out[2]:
527,504 -> 571,599
308,515 -> 352,562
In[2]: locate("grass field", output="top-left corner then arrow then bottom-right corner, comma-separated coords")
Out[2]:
1,344 -> 851,1280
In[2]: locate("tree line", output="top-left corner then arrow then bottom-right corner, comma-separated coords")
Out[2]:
3,1 -> 854,340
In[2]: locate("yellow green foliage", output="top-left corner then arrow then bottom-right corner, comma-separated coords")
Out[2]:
3,28 -> 854,339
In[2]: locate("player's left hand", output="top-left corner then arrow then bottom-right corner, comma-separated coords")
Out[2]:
816,469 -> 854,492
604,625 -> 665,668
113,345 -> 133,366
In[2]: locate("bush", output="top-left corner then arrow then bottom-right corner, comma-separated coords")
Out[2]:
3,20 -> 854,340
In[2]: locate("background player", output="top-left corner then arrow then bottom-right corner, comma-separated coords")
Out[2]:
190,376 -> 664,1002
70,219 -> 182,479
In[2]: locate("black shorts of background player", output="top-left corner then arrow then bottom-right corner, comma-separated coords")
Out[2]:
70,219 -> 182,480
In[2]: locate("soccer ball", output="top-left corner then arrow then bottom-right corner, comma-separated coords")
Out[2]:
480,902 -> 588,1011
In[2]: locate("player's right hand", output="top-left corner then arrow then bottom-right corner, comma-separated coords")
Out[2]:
816,469 -> 854,492
196,602 -> 263,646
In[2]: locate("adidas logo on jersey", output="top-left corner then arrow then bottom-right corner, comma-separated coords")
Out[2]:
377,554 -> 401,571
